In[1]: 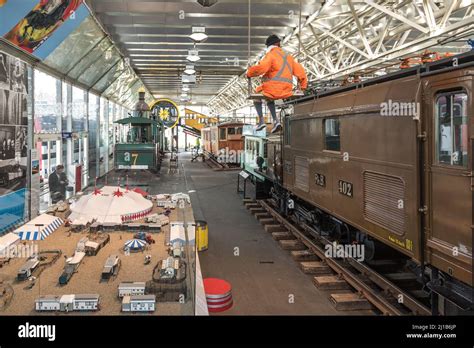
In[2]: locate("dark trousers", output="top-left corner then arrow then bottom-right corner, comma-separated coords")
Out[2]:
254,99 -> 278,125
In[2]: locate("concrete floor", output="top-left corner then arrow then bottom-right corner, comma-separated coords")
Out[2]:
102,153 -> 366,315
179,156 -> 343,315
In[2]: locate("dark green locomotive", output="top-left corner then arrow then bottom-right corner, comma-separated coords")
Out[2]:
114,90 -> 164,172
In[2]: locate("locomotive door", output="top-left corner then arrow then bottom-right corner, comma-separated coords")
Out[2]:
426,77 -> 472,286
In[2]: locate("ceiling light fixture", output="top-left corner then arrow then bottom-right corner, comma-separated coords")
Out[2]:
184,65 -> 196,75
187,49 -> 201,62
182,74 -> 197,84
180,95 -> 191,102
197,0 -> 218,7
189,26 -> 208,43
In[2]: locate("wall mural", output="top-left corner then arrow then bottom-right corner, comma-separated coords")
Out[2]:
0,0 -> 88,59
0,50 -> 29,234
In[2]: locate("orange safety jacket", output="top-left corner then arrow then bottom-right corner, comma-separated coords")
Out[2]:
246,46 -> 308,100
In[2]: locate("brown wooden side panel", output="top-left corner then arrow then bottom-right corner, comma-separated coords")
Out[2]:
226,138 -> 244,152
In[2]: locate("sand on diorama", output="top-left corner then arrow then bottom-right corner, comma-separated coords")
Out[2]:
0,188 -> 195,315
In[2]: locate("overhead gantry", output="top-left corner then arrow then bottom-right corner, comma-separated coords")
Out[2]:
208,0 -> 474,115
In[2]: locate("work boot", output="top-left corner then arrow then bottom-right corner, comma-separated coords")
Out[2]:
271,122 -> 282,133
255,123 -> 266,131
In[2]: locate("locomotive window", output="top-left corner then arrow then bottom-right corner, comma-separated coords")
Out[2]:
435,92 -> 468,167
324,118 -> 341,152
228,128 -> 236,135
237,127 -> 243,135
219,128 -> 227,140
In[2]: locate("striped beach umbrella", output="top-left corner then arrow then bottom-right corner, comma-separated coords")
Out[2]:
124,239 -> 146,251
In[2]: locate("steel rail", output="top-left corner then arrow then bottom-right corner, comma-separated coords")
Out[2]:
258,200 -> 431,316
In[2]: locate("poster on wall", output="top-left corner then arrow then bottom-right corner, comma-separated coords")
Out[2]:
0,0 -> 88,60
0,50 -> 29,234
30,149 -> 40,219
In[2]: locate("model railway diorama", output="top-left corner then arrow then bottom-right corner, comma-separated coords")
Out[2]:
240,51 -> 474,315
0,184 -> 198,315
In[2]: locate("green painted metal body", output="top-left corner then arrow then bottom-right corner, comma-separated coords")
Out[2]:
114,115 -> 164,171
115,143 -> 158,170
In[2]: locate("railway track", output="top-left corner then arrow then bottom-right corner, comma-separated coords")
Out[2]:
245,198 -> 431,316
202,150 -> 240,171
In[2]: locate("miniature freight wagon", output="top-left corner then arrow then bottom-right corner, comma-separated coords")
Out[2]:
145,213 -> 169,226
35,295 -> 61,311
102,255 -> 121,280
85,241 -> 100,256
17,257 -> 39,281
59,251 -> 85,285
156,200 -> 176,209
73,294 -> 100,311
118,282 -> 146,297
59,294 -> 74,312
84,234 -> 110,256
76,237 -> 88,252
35,294 -> 100,312
121,295 -> 156,312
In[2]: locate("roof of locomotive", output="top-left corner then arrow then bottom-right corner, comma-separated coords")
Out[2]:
289,50 -> 474,106
217,121 -> 248,128
201,121 -> 247,131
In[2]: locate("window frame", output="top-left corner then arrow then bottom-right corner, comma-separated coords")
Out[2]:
219,127 -> 227,140
434,90 -> 469,169
323,117 -> 341,153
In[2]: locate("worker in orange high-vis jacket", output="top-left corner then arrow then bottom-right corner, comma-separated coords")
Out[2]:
247,34 -> 308,133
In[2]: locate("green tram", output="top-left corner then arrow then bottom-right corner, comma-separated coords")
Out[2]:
241,125 -> 281,199
114,90 -> 164,172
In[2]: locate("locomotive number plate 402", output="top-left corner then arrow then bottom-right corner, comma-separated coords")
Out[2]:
338,180 -> 353,197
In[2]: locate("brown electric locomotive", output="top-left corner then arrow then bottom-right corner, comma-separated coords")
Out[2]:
265,51 -> 473,315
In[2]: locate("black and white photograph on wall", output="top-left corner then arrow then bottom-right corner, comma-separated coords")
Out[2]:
0,89 -> 7,124
16,126 -> 28,158
0,126 -> 15,160
0,52 -> 9,90
0,125 -> 27,194
0,90 -> 28,126
17,92 -> 28,125
7,92 -> 27,126
8,56 -> 27,94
